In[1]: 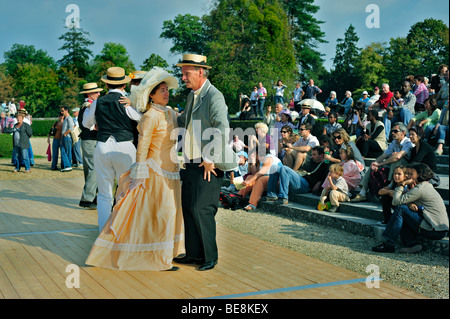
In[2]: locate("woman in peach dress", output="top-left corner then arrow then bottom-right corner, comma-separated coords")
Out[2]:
85,68 -> 185,271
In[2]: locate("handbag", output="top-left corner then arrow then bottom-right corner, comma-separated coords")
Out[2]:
70,126 -> 81,145
46,144 -> 52,161
297,161 -> 324,177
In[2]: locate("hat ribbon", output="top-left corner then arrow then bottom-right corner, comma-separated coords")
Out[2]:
107,75 -> 126,81
181,59 -> 208,66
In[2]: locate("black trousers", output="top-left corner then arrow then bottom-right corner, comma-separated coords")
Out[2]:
181,163 -> 224,263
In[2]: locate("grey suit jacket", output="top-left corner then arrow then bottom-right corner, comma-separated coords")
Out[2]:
178,79 -> 239,171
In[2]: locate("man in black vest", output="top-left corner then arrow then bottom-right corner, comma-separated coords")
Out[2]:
82,67 -> 141,232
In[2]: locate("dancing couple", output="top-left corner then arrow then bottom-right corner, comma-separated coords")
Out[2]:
85,54 -> 238,271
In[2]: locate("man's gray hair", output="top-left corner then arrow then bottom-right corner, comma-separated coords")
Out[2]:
393,122 -> 407,133
194,66 -> 209,78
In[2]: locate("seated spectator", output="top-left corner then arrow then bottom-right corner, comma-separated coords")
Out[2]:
12,112 -> 33,173
408,126 -> 437,172
342,101 -> 367,137
359,91 -> 370,104
355,109 -> 387,159
365,86 -> 380,110
229,135 -> 247,153
248,122 -> 276,166
327,128 -> 365,169
265,103 -> 283,130
278,125 -> 299,160
369,84 -> 393,118
319,134 -> 339,160
225,151 -> 249,192
318,164 -> 350,212
384,81 -> 416,135
372,163 -> 449,253
413,75 -> 430,113
322,112 -> 342,137
266,146 -> 330,203
435,68 -> 449,109
408,97 -> 440,132
239,149 -> 282,211
426,100 -> 448,155
339,91 -> 354,116
282,123 -> 319,171
273,109 -> 296,140
296,103 -> 316,132
378,165 -> 409,224
338,145 -> 364,191
325,91 -> 339,113
352,122 -> 414,202
239,100 -> 256,120
430,64 -> 448,96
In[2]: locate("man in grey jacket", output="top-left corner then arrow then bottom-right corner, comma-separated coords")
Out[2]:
174,54 -> 238,271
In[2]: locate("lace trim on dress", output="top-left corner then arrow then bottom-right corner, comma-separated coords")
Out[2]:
129,158 -> 180,180
93,234 -> 183,252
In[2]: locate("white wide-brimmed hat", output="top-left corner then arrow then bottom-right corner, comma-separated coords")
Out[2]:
129,67 -> 178,112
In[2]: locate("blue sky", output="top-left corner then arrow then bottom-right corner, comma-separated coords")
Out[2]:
0,0 -> 448,72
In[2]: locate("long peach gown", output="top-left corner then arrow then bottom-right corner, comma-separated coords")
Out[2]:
85,104 -> 185,271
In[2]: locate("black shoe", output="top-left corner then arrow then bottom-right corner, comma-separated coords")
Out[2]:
198,260 -> 217,271
79,201 -> 97,209
372,243 -> 395,253
173,256 -> 203,264
164,266 -> 180,271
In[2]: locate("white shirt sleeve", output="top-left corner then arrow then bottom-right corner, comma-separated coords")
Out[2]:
82,99 -> 97,129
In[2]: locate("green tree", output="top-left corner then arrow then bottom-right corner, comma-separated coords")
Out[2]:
93,42 -> 135,74
141,54 -> 170,71
0,66 -> 15,102
328,24 -> 361,97
58,26 -> 94,78
13,63 -> 62,117
353,42 -> 388,95
3,44 -> 57,75
406,18 -> 449,77
160,14 -> 208,56
281,0 -> 327,82
202,0 -> 297,111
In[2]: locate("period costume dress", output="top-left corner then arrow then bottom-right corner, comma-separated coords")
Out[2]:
85,103 -> 185,271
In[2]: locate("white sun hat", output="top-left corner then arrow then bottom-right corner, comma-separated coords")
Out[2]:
129,67 -> 178,112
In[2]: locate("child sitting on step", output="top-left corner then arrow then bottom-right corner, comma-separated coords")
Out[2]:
318,164 -> 350,212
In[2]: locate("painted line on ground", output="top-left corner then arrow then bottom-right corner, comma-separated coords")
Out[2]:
202,277 -> 383,299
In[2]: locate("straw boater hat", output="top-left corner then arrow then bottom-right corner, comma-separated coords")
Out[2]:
79,83 -> 103,94
101,67 -> 131,85
129,67 -> 178,113
176,54 -> 212,69
301,103 -> 311,109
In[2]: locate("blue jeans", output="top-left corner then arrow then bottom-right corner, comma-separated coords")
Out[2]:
61,135 -> 73,169
425,124 -> 448,144
257,99 -> 265,117
274,96 -> 284,105
51,138 -> 62,169
267,165 -> 309,199
72,140 -> 83,164
383,205 -> 447,247
13,147 -> 30,171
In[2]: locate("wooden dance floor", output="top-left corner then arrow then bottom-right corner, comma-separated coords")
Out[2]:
0,178 -> 427,299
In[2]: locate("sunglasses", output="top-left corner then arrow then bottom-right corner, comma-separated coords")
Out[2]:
333,135 -> 342,140
280,131 -> 288,133
391,129 -> 401,134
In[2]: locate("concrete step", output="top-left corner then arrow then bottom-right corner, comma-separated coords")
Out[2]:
256,198 -> 449,256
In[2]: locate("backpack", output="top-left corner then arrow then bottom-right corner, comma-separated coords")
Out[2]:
219,191 -> 245,210
368,167 -> 390,195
